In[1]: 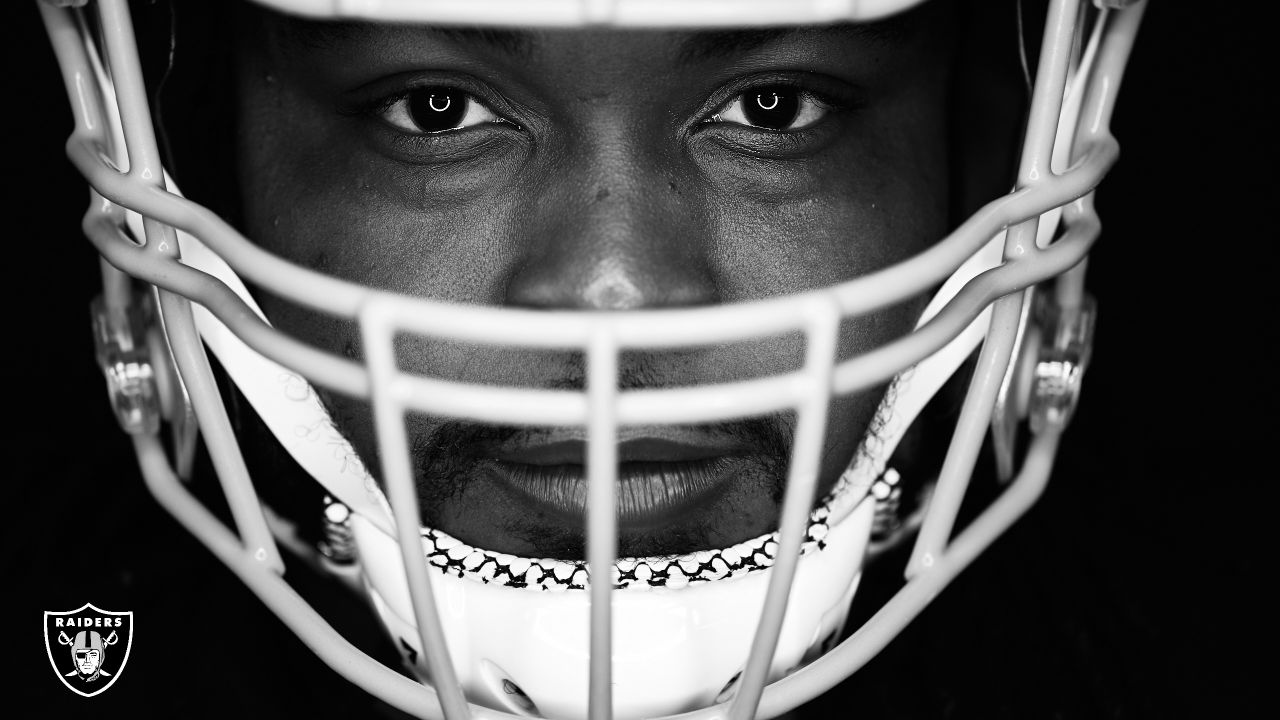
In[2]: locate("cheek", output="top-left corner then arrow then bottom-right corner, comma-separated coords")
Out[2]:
701,129 -> 949,308
701,83 -> 950,329
238,140 -> 521,300
701,149 -> 947,369
235,81 -> 535,352
695,102 -> 949,478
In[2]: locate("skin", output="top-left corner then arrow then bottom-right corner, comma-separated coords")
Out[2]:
228,3 -> 960,559
76,649 -> 101,675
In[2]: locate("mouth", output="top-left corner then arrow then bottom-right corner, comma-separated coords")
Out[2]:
413,418 -> 800,559
487,431 -> 748,529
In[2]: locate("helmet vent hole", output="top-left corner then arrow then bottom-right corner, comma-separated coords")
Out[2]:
503,680 -> 535,708
715,670 -> 743,704
787,628 -> 843,677
479,659 -> 543,717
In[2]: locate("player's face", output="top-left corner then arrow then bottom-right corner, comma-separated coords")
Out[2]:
76,649 -> 100,675
232,4 -> 956,559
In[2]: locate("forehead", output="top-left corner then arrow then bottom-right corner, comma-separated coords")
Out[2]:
246,5 -> 937,65
230,7 -> 953,109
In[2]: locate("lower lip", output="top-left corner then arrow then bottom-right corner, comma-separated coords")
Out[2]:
492,457 -> 737,526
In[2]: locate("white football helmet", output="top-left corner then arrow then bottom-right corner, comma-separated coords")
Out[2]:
39,0 -> 1146,718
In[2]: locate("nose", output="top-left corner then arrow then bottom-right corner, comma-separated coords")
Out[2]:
503,146 -> 719,311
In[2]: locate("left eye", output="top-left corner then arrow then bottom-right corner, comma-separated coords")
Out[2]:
379,87 -> 501,134
710,86 -> 831,131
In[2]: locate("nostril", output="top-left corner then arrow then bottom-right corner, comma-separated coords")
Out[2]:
479,659 -> 543,717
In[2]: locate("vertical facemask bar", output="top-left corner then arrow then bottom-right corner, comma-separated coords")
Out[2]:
43,2 -> 146,441
361,297 -> 472,720
729,297 -> 840,720
99,258 -> 133,314
1077,4 -> 1142,156
40,0 -> 144,432
587,327 -> 619,720
92,0 -> 285,574
909,295 -> 1025,578
1056,0 -> 1144,311
73,7 -> 136,317
1048,5 -> 1105,314
906,0 -> 1081,578
1036,1 -> 1144,432
47,4 -> 134,322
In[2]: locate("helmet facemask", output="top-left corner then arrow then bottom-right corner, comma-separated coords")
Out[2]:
40,0 -> 1146,717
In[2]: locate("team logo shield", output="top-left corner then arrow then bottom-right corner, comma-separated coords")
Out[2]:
44,603 -> 133,697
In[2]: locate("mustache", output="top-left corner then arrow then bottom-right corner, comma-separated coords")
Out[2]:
458,351 -> 739,392
410,355 -> 794,471
409,353 -> 785,464
544,355 -> 685,392
399,354 -> 798,531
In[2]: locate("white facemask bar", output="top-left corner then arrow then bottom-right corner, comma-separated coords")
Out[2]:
257,0 -> 920,26
39,0 -> 1146,718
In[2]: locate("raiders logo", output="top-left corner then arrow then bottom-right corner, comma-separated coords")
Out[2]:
44,603 -> 133,697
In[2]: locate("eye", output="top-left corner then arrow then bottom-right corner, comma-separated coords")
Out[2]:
710,85 -> 832,132
379,86 -> 502,134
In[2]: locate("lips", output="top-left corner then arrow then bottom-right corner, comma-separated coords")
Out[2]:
410,417 -> 795,559
483,429 -> 749,528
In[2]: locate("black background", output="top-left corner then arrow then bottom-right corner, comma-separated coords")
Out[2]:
8,2 -> 1270,718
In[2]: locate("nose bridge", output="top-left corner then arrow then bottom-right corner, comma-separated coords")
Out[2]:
505,134 -> 717,311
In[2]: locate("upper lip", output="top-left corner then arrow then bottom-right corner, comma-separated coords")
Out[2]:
488,427 -> 742,465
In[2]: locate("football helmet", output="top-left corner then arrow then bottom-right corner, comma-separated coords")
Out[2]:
69,630 -> 109,678
39,0 -> 1146,718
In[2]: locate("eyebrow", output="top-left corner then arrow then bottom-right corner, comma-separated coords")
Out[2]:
274,18 -> 532,57
676,20 -> 913,65
431,27 -> 534,57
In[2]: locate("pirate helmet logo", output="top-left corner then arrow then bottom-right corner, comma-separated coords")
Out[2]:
66,630 -> 114,681
44,603 -> 133,697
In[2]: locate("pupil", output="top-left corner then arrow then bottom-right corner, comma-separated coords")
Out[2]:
743,87 -> 800,130
407,88 -> 467,133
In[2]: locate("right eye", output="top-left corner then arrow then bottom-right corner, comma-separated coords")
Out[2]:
378,87 -> 503,135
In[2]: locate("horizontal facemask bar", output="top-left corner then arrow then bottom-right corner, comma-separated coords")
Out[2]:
39,0 -> 1145,718
256,0 -> 925,27
50,43 -> 1119,423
